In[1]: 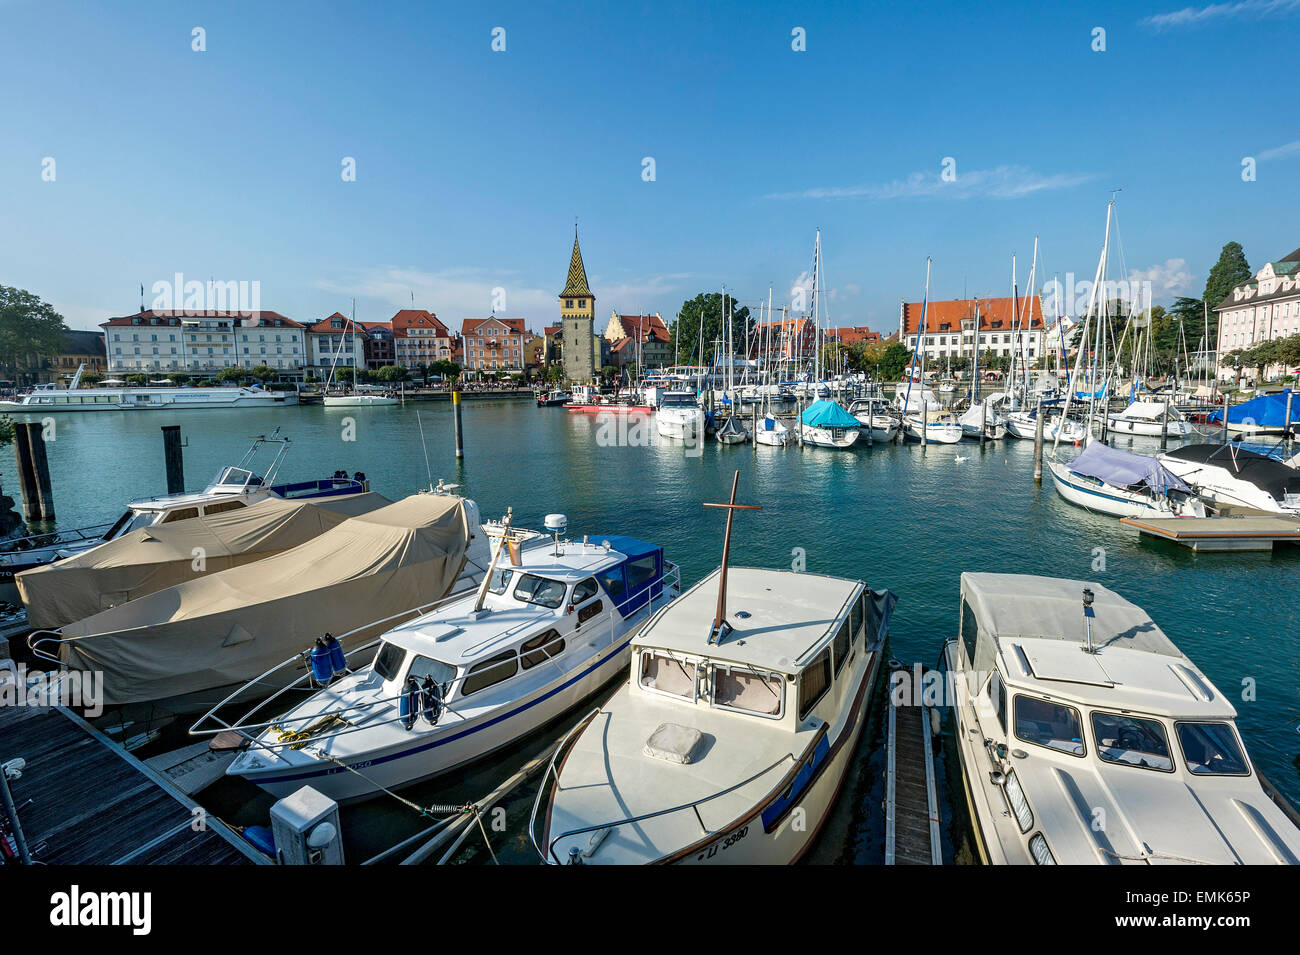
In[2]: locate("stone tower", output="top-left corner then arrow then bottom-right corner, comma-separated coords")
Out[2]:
560,229 -> 596,383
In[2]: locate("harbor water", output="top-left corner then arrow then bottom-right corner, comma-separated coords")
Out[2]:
5,400 -> 1298,863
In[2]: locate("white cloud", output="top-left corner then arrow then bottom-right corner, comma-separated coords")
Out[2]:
1259,140 -> 1300,160
1141,0 -> 1300,29
765,164 -> 1094,201
1127,258 -> 1196,299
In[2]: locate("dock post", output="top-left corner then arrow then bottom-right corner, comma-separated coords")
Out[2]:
979,397 -> 987,448
797,396 -> 804,446
12,424 -> 39,523
751,404 -> 757,451
1222,393 -> 1231,445
13,422 -> 54,522
1160,398 -> 1169,451
1285,389 -> 1294,446
1033,398 -> 1044,484
161,425 -> 185,494
0,763 -> 32,865
452,387 -> 464,459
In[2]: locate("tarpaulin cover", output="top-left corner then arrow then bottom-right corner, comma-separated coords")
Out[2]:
60,494 -> 473,707
1065,441 -> 1191,493
18,492 -> 389,629
800,399 -> 861,429
1208,389 -> 1296,428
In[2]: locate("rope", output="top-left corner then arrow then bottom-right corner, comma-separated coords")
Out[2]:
304,747 -> 472,818
474,808 -> 500,865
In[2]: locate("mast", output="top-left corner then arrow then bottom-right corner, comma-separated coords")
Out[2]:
1056,197 -> 1113,451
703,470 -> 761,645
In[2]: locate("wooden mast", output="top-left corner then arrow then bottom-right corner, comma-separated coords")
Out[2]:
703,470 -> 761,644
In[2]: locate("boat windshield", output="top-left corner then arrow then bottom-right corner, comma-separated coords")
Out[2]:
210,467 -> 259,488
512,574 -> 567,609
1091,712 -> 1173,771
1014,695 -> 1084,756
373,641 -> 407,682
105,508 -> 158,540
487,568 -> 514,594
661,394 -> 696,408
712,664 -> 783,718
1176,722 -> 1249,776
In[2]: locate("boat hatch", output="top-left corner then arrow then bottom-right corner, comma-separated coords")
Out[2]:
1017,642 -> 1114,687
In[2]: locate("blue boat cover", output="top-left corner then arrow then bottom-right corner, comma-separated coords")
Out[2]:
1066,441 -> 1191,493
800,399 -> 860,429
599,536 -> 661,563
1207,389 -> 1296,427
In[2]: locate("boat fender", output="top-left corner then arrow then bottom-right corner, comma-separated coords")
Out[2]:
309,638 -> 334,684
400,676 -> 420,731
241,825 -> 276,857
420,676 -> 443,726
324,632 -> 347,675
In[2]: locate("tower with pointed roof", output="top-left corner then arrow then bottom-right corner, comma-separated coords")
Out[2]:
560,228 -> 597,382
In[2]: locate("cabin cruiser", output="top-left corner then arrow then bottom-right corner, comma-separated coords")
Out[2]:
847,398 -> 899,443
901,408 -> 963,444
1159,443 -> 1300,516
532,480 -> 896,864
0,364 -> 296,413
213,521 -> 679,802
535,388 -> 572,407
1106,400 -> 1194,438
1004,408 -> 1088,443
958,394 -> 1009,440
945,573 -> 1300,864
799,399 -> 861,449
0,434 -> 365,602
655,390 -> 704,441
1047,440 -> 1206,518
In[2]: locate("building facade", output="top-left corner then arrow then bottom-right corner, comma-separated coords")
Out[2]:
390,309 -> 454,370
43,330 -> 108,383
306,312 -> 367,377
361,322 -> 395,369
461,316 -> 527,373
101,309 -> 306,377
1214,246 -> 1300,379
898,296 -> 1044,365
603,311 -> 671,369
560,230 -> 598,382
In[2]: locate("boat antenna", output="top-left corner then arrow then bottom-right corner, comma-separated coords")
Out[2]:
702,470 -> 762,645
416,409 -> 434,492
1081,587 -> 1096,654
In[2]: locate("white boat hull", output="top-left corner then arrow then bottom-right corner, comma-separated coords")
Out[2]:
800,425 -> 860,449
322,395 -> 399,407
853,415 -> 899,442
902,419 -> 962,444
1106,415 -> 1194,437
1047,461 -> 1175,518
0,389 -> 297,412
656,411 -> 703,440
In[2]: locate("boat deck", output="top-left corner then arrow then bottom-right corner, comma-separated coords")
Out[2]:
0,703 -> 266,865
1121,515 -> 1300,551
885,664 -> 942,865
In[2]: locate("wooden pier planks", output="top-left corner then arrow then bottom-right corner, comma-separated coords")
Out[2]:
885,668 -> 942,865
0,703 -> 265,865
1121,515 -> 1300,552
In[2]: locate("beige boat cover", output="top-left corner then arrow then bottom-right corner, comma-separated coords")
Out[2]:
61,494 -> 472,707
18,492 -> 390,629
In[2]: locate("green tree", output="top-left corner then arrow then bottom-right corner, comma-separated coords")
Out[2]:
875,342 -> 911,380
81,372 -> 104,386
165,372 -> 190,385
249,365 -> 276,382
376,364 -> 408,383
0,286 -> 70,382
216,368 -> 245,384
125,373 -> 148,385
1202,242 -> 1251,342
671,292 -> 752,366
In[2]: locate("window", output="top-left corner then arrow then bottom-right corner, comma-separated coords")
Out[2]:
987,671 -> 1006,733
577,599 -> 603,625
408,654 -> 456,686
160,506 -> 200,524
1092,712 -> 1173,771
513,574 -> 566,608
373,642 -> 406,682
625,555 -> 658,594
486,568 -> 513,594
598,568 -> 625,601
461,650 -> 518,696
1176,722 -> 1249,776
1014,695 -> 1084,756
959,600 -> 978,667
713,665 -> 783,717
203,499 -> 247,516
640,651 -> 696,699
520,629 -> 565,669
798,649 -> 832,720
832,619 -> 851,675
572,578 -> 599,603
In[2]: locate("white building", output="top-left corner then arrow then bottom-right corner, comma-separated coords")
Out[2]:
101,309 -> 306,378
1214,246 -> 1300,379
898,295 -> 1045,364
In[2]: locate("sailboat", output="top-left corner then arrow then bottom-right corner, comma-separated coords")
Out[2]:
900,259 -> 962,444
323,302 -> 399,407
754,289 -> 792,446
797,230 -> 861,449
715,288 -> 749,445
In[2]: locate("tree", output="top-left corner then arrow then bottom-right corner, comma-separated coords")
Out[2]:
165,372 -> 190,385
0,286 -> 70,382
376,364 -> 408,383
1202,242 -> 1252,343
671,292 -> 752,366
125,373 -> 148,385
249,365 -> 276,382
216,368 -> 245,384
875,342 -> 911,381
81,372 -> 103,386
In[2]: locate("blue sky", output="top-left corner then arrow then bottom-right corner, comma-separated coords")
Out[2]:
2,0 -> 1298,335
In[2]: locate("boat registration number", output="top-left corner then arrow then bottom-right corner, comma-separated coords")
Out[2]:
697,825 -> 749,861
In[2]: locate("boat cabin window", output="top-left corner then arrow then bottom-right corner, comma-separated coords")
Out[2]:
598,568 -> 625,601
639,651 -> 697,700
625,555 -> 658,594
487,568 -> 514,594
513,574 -> 567,609
713,665 -> 783,718
461,650 -> 518,696
798,648 -> 832,721
160,506 -> 200,524
959,600 -> 978,668
1092,712 -> 1173,772
987,671 -> 1006,733
520,629 -> 565,669
1013,695 -> 1085,756
408,654 -> 457,687
832,619 -> 852,675
850,595 -> 864,641
577,599 -> 603,625
373,641 -> 407,682
213,467 -> 257,487
1175,722 -> 1249,776
107,509 -> 155,539
203,499 -> 247,516
572,578 -> 599,603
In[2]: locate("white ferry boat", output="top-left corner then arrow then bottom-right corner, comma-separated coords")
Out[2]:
0,365 -> 295,413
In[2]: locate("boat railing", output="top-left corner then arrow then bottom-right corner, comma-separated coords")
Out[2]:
0,522 -> 113,555
528,713 -> 795,864
188,563 -> 683,758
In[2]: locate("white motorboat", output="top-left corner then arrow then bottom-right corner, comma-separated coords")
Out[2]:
958,394 -> 1009,440
945,573 -> 1300,865
215,523 -> 680,802
1159,443 -> 1300,515
321,392 -> 399,407
1004,409 -> 1087,443
655,390 -> 704,441
532,478 -> 897,864
798,399 -> 861,449
902,409 -> 963,444
0,364 -> 296,413
753,414 -> 792,446
846,398 -> 899,442
1047,440 -> 1206,518
535,388 -> 572,407
1106,400 -> 1194,438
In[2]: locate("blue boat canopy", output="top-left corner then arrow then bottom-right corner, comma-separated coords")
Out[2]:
800,399 -> 860,429
1207,389 -> 1296,428
1066,441 -> 1191,493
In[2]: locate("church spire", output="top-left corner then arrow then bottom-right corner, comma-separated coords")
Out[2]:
561,230 -> 593,300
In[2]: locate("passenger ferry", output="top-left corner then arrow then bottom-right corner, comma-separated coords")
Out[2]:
945,573 -> 1300,864
0,365 -> 295,413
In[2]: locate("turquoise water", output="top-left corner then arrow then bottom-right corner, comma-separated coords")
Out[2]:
5,400 -> 1298,861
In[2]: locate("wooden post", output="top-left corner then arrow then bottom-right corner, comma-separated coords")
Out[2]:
161,425 -> 185,494
1033,398 -> 1045,485
452,387 -> 464,458
1222,392 -> 1231,445
751,404 -> 757,451
1160,397 -> 1169,451
979,396 -> 987,448
14,422 -> 54,522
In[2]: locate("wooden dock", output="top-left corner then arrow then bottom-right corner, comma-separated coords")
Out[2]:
0,703 -> 266,865
885,664 -> 942,865
1121,514 -> 1300,552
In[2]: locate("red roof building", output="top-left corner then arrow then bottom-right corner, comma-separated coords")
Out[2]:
461,316 -> 527,372
898,295 -> 1046,362
101,309 -> 307,376
390,309 -> 453,369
